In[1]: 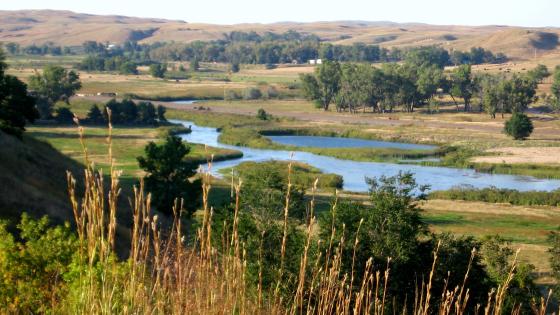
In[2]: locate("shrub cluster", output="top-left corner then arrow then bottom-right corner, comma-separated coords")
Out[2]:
429,186 -> 560,206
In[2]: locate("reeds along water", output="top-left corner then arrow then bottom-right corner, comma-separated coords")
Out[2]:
63,111 -> 554,314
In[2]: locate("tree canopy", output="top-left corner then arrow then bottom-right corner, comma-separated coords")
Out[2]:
137,135 -> 202,215
0,49 -> 38,137
28,65 -> 81,119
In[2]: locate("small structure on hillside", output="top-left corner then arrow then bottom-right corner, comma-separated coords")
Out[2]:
308,59 -> 323,65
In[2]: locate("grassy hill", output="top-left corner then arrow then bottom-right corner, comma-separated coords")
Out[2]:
0,130 -> 84,225
1,10 -> 560,60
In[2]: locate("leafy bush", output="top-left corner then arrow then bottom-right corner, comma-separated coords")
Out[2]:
0,214 -> 78,314
504,112 -> 533,140
429,186 -> 560,206
265,86 -> 279,99
54,107 -> 75,124
243,87 -> 262,100
224,90 -> 239,101
149,63 -> 167,78
256,108 -> 270,120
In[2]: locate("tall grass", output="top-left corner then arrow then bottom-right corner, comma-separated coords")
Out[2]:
60,113 -> 554,314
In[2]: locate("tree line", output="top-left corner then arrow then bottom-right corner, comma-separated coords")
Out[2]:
300,58 -> 546,117
84,99 -> 167,126
70,32 -> 508,71
3,42 -> 74,56
147,34 -> 507,66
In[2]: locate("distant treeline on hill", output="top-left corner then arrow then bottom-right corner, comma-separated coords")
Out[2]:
146,31 -> 507,65
4,30 -> 507,67
3,42 -> 74,56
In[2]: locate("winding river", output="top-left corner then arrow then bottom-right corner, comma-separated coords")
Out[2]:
173,120 -> 560,193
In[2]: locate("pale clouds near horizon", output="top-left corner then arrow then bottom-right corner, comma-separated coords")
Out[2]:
2,0 -> 558,27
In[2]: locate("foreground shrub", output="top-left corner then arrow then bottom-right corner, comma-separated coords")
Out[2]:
0,214 -> 77,313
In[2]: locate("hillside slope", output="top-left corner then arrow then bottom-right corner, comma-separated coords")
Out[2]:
0,130 -> 83,225
1,10 -> 560,60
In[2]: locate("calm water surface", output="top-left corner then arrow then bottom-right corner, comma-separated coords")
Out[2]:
172,120 -> 560,193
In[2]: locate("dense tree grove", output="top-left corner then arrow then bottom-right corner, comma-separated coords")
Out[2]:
3,42 -> 73,56
85,99 -> 167,125
78,55 -> 139,74
302,59 -> 540,115
0,49 -> 38,137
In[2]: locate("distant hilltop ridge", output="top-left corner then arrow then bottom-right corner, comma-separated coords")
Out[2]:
1,9 -> 559,60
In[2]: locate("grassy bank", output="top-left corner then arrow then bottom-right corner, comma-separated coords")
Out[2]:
167,109 -> 560,178
27,124 -> 242,179
220,160 -> 344,191
167,109 -> 444,163
419,146 -> 560,179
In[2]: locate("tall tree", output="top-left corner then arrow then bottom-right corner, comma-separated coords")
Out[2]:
0,48 -> 38,137
137,135 -> 202,215
450,65 -> 476,112
85,104 -> 104,125
157,105 -> 167,122
28,65 -> 81,119
551,66 -> 560,106
301,61 -> 342,111
149,63 -> 167,78
525,64 -> 550,84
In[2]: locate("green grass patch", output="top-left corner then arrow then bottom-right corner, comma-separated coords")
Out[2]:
220,161 -> 343,191
27,124 -> 242,179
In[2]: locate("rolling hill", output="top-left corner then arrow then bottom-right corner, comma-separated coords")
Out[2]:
0,130 -> 84,225
0,10 -> 560,61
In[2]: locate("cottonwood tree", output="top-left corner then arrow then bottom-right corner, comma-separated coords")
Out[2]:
526,64 -> 550,84
552,66 -> 560,106
28,65 -> 81,119
0,49 -> 38,137
335,63 -> 372,113
450,64 -> 477,112
481,74 -> 537,118
300,60 -> 341,111
149,63 -> 167,78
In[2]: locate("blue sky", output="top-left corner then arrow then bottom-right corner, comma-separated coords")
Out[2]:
2,0 -> 559,27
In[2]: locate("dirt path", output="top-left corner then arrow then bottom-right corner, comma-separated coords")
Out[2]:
472,147 -> 560,164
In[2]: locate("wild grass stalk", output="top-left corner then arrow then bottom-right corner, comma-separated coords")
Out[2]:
60,117 -> 554,314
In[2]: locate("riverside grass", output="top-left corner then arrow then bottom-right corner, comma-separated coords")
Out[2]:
33,114 -> 555,314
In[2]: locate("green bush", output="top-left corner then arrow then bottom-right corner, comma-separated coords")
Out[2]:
224,90 -> 239,101
0,214 -> 78,314
504,112 -> 533,140
54,107 -> 75,124
243,87 -> 262,100
256,108 -> 270,120
429,186 -> 560,206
